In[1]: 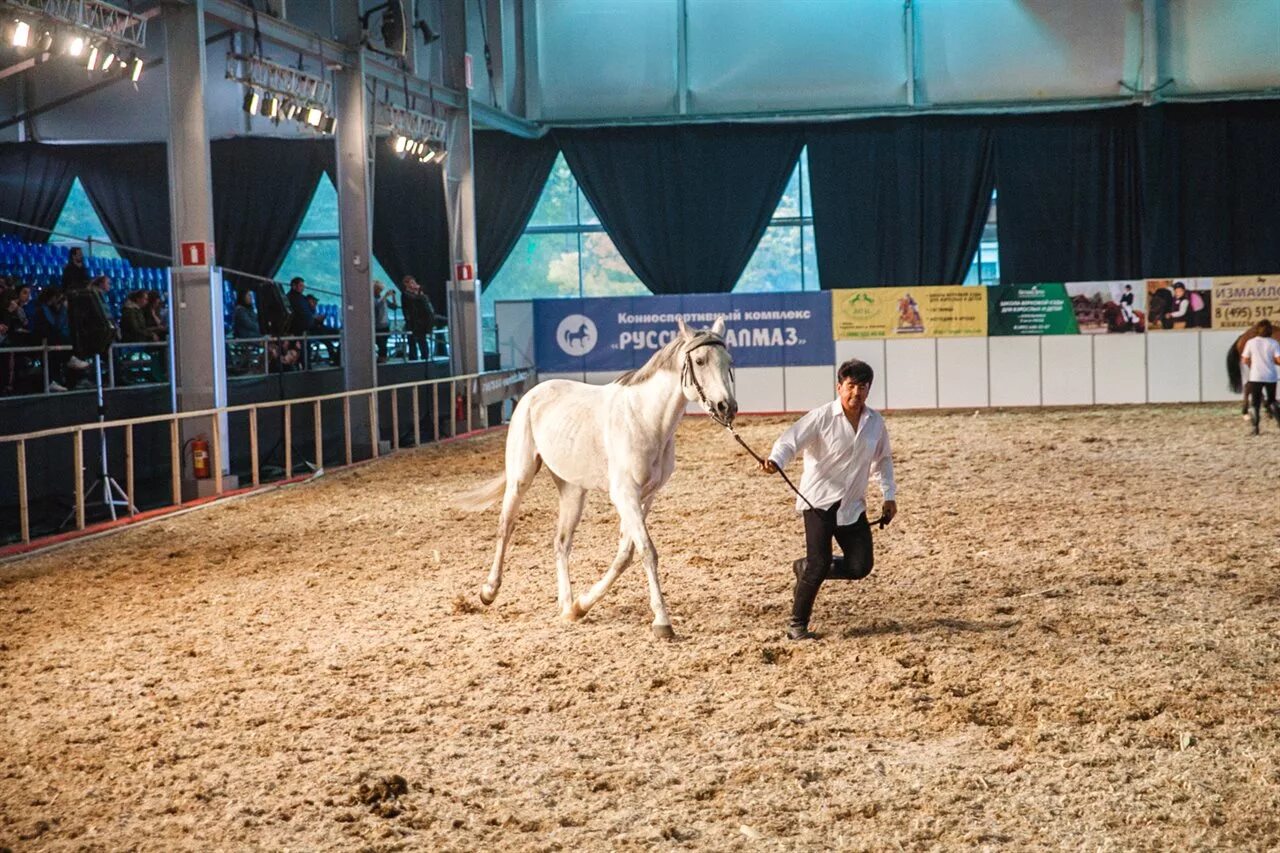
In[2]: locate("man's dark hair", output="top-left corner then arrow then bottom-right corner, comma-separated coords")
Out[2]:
1259,319 -> 1273,337
837,358 -> 874,385
290,277 -> 305,288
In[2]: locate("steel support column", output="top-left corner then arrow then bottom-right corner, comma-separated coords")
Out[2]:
163,0 -> 229,490
442,0 -> 483,389
335,0 -> 376,457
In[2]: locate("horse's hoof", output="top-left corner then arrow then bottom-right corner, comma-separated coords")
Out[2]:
651,623 -> 676,641
480,585 -> 497,606
565,600 -> 586,622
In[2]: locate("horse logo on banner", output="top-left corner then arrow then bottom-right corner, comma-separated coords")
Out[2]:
557,314 -> 598,356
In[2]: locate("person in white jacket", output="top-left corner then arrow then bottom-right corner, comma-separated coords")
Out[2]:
1241,319 -> 1280,435
760,358 -> 897,640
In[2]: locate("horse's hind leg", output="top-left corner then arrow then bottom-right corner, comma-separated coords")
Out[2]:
551,474 -> 587,620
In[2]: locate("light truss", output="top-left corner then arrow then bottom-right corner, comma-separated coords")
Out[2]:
1,0 -> 147,48
374,101 -> 445,144
225,52 -> 332,107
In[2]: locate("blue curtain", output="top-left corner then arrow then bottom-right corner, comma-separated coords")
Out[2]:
806,116 -> 995,288
0,143 -> 76,243
70,143 -> 172,267
1141,100 -> 1280,277
210,138 -> 332,279
473,130 -> 558,289
371,142 -> 450,310
993,106 -> 1145,284
555,124 -> 803,294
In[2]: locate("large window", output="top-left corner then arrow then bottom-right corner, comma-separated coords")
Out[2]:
485,148 -> 1001,314
50,177 -> 120,260
482,154 -> 649,319
276,174 -> 396,308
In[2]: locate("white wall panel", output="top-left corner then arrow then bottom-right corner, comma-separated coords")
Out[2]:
784,364 -> 835,413
495,300 -> 534,368
732,367 -> 785,414
1146,332 -> 1201,402
989,336 -> 1041,407
885,339 -> 938,410
1200,329 -> 1245,402
1041,335 -> 1094,406
533,0 -> 677,119
584,371 -> 617,386
686,0 -> 905,113
835,340 -> 887,410
936,337 -> 989,409
1093,334 -> 1147,404
916,0 -> 1137,104
1164,0 -> 1280,94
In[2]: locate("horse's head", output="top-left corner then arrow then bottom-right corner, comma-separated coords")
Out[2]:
677,316 -> 737,426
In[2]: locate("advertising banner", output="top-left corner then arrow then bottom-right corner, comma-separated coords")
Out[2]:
831,286 -> 987,339
1064,280 -> 1146,334
987,283 -> 1078,335
476,367 -> 536,407
1146,278 -> 1213,330
532,292 -> 834,373
1210,275 -> 1280,329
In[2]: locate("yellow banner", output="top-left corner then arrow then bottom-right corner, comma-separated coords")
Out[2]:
1211,275 -> 1280,329
832,286 -> 988,339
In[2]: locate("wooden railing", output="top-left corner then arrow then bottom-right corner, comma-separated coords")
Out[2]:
2,367 -> 534,547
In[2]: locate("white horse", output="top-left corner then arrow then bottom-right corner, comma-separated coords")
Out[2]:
455,318 -> 738,639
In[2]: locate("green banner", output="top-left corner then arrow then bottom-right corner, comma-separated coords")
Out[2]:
987,283 -> 1079,336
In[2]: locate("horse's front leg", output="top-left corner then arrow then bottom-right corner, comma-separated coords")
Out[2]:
612,483 -> 672,640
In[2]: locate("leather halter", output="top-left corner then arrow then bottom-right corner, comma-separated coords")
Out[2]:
680,336 -> 734,428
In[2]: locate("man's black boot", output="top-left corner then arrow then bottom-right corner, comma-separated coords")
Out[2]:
787,579 -> 821,641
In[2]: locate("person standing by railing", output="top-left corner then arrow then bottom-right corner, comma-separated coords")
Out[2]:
401,275 -> 436,362
61,247 -> 90,292
373,280 -> 397,363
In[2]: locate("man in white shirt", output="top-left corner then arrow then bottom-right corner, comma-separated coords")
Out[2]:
760,359 -> 897,640
1241,319 -> 1280,435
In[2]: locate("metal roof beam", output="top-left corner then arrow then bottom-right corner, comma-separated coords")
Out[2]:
201,0 -> 540,137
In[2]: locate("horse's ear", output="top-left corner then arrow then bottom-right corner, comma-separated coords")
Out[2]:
711,316 -> 726,336
676,317 -> 690,339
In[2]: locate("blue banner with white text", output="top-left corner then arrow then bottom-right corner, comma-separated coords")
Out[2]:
532,293 -> 834,373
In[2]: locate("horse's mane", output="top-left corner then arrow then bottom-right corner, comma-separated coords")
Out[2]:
613,331 -> 722,387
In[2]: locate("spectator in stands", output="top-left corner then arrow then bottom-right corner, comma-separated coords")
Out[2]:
0,289 -> 29,394
144,290 -> 168,340
233,289 -> 260,338
373,280 -> 397,363
287,277 -> 313,337
120,291 -> 155,343
304,295 -> 327,334
61,247 -> 90,292
401,275 -> 436,361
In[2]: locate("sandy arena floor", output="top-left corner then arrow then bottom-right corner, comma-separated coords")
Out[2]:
2,405 -> 1279,850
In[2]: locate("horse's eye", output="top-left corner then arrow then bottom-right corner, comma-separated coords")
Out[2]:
695,356 -> 706,366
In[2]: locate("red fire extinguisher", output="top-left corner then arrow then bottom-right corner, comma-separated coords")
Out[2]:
191,437 -> 211,479
455,394 -> 465,423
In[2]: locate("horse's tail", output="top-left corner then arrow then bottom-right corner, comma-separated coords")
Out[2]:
1227,344 -> 1243,393
453,472 -> 507,512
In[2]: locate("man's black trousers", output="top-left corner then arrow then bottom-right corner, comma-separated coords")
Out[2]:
792,502 -> 873,629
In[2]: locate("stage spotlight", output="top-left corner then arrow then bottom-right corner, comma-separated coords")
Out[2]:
86,43 -> 99,70
392,134 -> 408,155
102,50 -> 115,70
305,106 -> 323,127
11,19 -> 30,48
320,115 -> 337,134
37,30 -> 53,53
243,89 -> 261,116
130,55 -> 143,83
264,94 -> 279,119
68,35 -> 85,57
